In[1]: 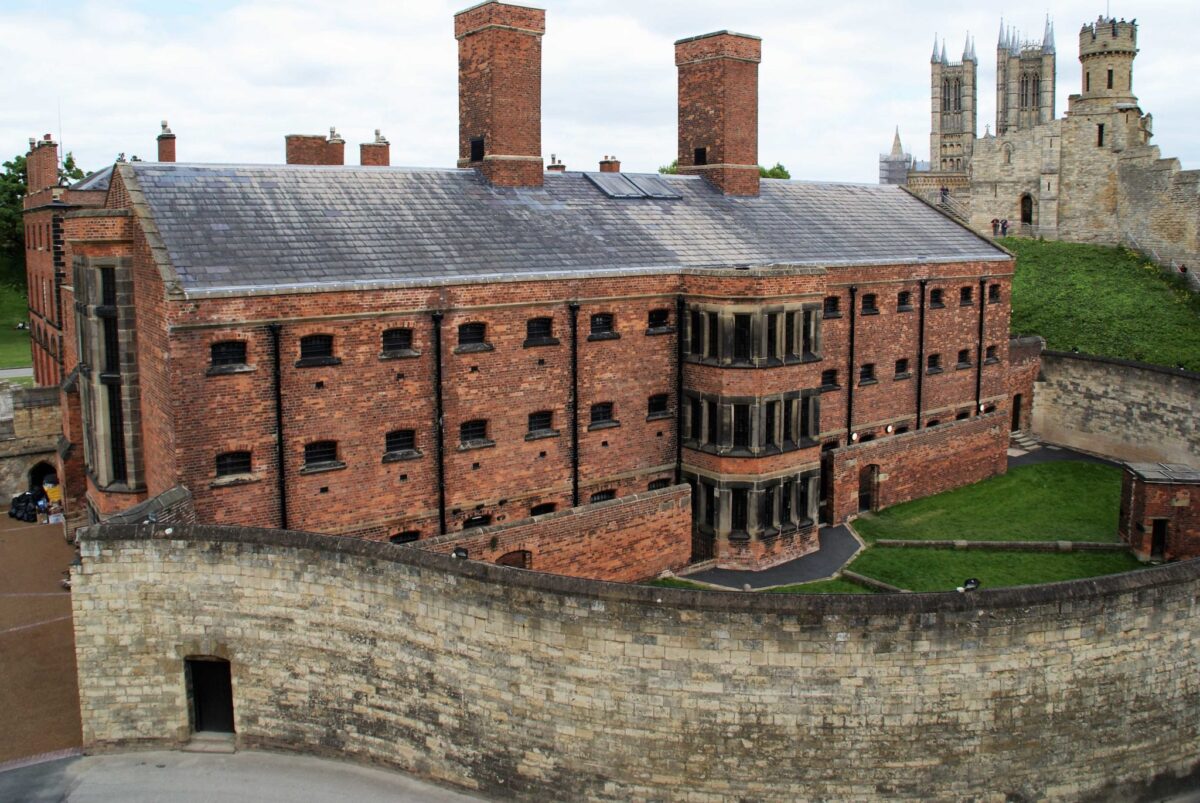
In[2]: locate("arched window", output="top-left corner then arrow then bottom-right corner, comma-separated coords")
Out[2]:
953,79 -> 961,111
1032,73 -> 1041,105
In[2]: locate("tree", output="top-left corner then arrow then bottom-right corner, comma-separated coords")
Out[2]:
0,154 -> 27,260
658,159 -> 678,175
60,152 -> 86,183
759,162 -> 791,179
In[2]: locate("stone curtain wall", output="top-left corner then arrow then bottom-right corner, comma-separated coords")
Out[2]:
827,412 -> 1008,524
74,523 -> 1200,801
418,485 -> 691,582
1117,149 -> 1200,287
1033,352 -> 1200,464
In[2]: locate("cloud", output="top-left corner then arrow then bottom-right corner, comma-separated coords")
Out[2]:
1,0 -> 1196,182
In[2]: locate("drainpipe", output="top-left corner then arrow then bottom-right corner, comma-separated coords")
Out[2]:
267,323 -> 288,530
975,278 -> 987,414
675,295 -> 685,484
569,302 -> 580,507
845,286 -> 857,439
431,311 -> 447,535
915,280 -> 928,429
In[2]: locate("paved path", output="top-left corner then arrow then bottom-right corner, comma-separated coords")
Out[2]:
687,525 -> 861,589
1008,442 -> 1121,470
0,367 -> 33,379
0,751 -> 485,803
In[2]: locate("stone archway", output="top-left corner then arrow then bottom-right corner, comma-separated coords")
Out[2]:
1020,193 -> 1035,225
28,461 -> 57,492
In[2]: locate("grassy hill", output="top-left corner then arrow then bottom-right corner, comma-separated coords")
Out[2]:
0,252 -> 30,370
1002,238 -> 1200,371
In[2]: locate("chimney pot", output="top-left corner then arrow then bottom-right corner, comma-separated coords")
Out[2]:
360,130 -> 391,167
675,30 -> 762,195
455,1 -> 546,187
599,155 -> 621,173
157,119 -> 177,162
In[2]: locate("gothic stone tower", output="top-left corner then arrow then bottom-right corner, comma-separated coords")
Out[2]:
996,18 -> 1057,135
929,35 -> 977,173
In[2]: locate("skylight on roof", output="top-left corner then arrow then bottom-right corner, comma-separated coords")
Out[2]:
584,172 -> 681,200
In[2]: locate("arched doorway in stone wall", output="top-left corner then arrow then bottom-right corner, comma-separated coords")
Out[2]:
28,461 -> 57,492
1020,194 -> 1035,225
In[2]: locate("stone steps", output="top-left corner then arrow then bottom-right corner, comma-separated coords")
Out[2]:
1010,431 -> 1041,452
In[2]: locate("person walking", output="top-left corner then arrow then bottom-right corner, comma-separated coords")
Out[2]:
991,218 -> 1000,237
1000,219 -> 1009,236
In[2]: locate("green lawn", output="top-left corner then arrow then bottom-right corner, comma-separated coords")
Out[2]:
852,461 -> 1122,543
0,278 -> 31,370
1003,238 -> 1200,371
765,578 -> 875,594
845,547 -> 1144,593
645,577 -> 715,590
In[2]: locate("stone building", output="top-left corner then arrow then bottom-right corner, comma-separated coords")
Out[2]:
895,15 -> 1199,281
27,2 -> 1034,570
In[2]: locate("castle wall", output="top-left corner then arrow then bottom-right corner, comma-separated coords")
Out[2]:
968,121 -> 1061,237
73,522 -> 1200,801
1033,351 -> 1200,465
1116,147 -> 1200,278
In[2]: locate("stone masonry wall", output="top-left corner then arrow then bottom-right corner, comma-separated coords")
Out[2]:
828,411 -> 1008,524
74,523 -> 1200,801
1033,351 -> 1200,464
418,485 -> 691,582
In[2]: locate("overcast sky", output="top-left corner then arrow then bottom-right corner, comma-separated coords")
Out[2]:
3,0 -> 1197,183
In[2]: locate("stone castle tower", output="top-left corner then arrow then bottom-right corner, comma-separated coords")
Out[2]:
929,34 -> 976,172
996,18 -> 1057,134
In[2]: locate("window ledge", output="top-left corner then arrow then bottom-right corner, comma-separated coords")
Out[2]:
210,473 -> 262,489
522,337 -> 560,349
206,364 -> 256,377
801,352 -> 821,364
457,438 -> 495,452
645,326 -> 675,336
929,302 -> 946,310
819,384 -> 841,394
728,531 -> 752,543
295,356 -> 341,368
382,449 -> 423,463
587,420 -> 620,432
985,357 -> 1000,365
454,342 -> 494,355
587,331 -> 620,342
299,460 -> 346,475
897,305 -> 914,313
960,301 -> 974,307
926,367 -> 944,375
860,309 -> 880,316
646,411 -> 673,422
858,378 -> 878,387
894,372 -> 912,381
379,349 -> 421,360
956,363 -> 973,370
822,311 -> 842,320
524,429 -> 560,441
98,372 -> 121,385
988,299 -> 1000,305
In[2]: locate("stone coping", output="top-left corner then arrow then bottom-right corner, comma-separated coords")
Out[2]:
873,539 -> 1132,552
80,520 -> 1200,617
1042,349 -> 1200,381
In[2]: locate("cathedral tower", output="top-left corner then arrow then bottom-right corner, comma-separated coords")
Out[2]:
929,34 -> 976,173
1075,16 -> 1138,113
995,17 -> 1056,134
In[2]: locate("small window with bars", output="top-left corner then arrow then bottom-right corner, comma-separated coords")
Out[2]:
458,322 -> 487,346
589,313 -> 617,340
460,419 -> 489,444
985,345 -> 999,363
988,284 -> 1001,303
647,393 -> 670,418
823,296 -> 841,318
215,451 -> 251,477
732,314 -> 753,361
647,308 -> 671,332
528,410 -> 554,434
897,290 -> 913,311
859,363 -> 876,384
389,531 -> 421,544
861,294 -> 878,314
957,349 -> 972,368
927,353 -> 942,373
895,358 -> 910,378
820,369 -> 839,389
385,429 -> 416,454
960,286 -> 974,306
589,489 -> 616,503
210,341 -> 247,368
381,327 -> 414,355
525,317 -> 556,346
530,502 -> 557,517
303,440 -> 338,467
590,402 -> 614,426
647,478 -> 671,491
298,334 -> 336,365
929,288 -> 945,308
732,404 -> 752,449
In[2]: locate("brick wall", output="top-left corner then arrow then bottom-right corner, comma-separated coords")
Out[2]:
828,411 -> 1008,524
418,485 -> 690,582
73,524 -> 1200,800
1120,470 -> 1200,561
1033,352 -> 1200,464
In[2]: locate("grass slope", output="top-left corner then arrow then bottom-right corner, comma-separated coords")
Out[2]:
1003,238 -> 1200,371
0,277 -> 31,370
852,461 -> 1122,543
846,547 -> 1143,593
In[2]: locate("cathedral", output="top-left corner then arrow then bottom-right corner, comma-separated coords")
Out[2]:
883,15 -> 1199,282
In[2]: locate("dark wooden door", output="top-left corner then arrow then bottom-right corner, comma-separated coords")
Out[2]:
1020,194 -> 1034,224
1151,520 -> 1168,561
189,658 -> 234,733
1011,394 -> 1023,431
858,465 -> 878,513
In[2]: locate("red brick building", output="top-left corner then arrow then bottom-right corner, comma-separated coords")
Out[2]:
31,2 -> 1035,570
1120,463 -> 1200,562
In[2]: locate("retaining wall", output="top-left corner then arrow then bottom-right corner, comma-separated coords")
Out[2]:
1033,351 -> 1200,464
73,523 -> 1200,801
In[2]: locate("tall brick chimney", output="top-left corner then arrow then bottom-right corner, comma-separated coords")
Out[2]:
157,120 -> 176,163
360,129 -> 390,166
26,134 -> 59,194
285,129 -> 345,165
599,155 -> 621,173
454,1 -> 545,187
675,31 -> 762,196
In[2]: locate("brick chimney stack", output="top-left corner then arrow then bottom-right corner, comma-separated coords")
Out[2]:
360,129 -> 390,166
599,155 -> 621,173
157,120 -> 176,163
546,154 -> 566,172
675,31 -> 762,196
26,134 -> 59,194
285,129 -> 345,165
455,1 -> 545,187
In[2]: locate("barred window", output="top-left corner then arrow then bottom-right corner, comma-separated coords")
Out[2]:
590,403 -> 614,424
528,410 -> 554,433
530,502 -> 557,517
861,294 -> 878,314
300,334 -> 334,360
895,358 -> 910,377
386,429 -> 416,453
215,451 -> 251,476
823,296 -> 840,317
526,317 -> 553,340
860,363 -> 876,383
389,531 -> 420,544
988,284 -> 1001,303
458,322 -> 487,345
590,313 -> 614,334
210,341 -> 247,367
927,353 -> 942,372
821,369 -> 839,388
960,286 -> 974,306
897,290 -> 912,310
589,489 -> 616,503
304,440 -> 338,466
929,288 -> 945,308
381,328 -> 413,354
460,419 -> 488,443
648,394 -> 669,416
648,478 -> 671,491
648,309 -> 670,329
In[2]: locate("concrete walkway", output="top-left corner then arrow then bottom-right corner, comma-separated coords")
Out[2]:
687,525 -> 861,590
0,367 -> 33,380
1007,441 -> 1122,470
0,750 -> 485,803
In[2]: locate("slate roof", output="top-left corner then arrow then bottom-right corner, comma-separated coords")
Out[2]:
72,166 -> 113,192
1126,463 -> 1200,484
127,163 -> 1008,295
